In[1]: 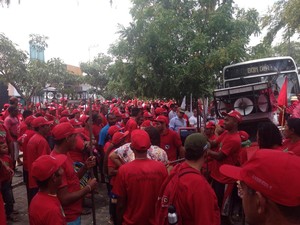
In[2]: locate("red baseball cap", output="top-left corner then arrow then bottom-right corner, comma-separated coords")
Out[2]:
154,115 -> 168,124
217,119 -> 225,128
61,110 -> 70,117
140,120 -> 154,128
155,107 -> 166,115
205,121 -> 215,129
221,110 -> 242,123
59,117 -> 70,123
70,118 -> 82,126
52,122 -> 80,140
220,150 -> 300,206
31,117 -> 53,128
25,115 -> 36,126
79,115 -> 89,123
108,125 -> 124,137
31,154 -> 67,181
112,131 -> 129,145
122,113 -> 130,119
143,111 -> 153,118
72,109 -> 80,115
239,130 -> 249,141
130,129 -> 151,151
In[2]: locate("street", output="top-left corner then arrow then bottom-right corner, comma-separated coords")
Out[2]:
8,165 -> 111,225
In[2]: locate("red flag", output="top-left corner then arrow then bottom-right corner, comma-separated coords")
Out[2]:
277,77 -> 288,107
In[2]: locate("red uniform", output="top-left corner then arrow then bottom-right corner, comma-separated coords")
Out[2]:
160,129 -> 182,161
50,151 -> 82,222
113,159 -> 168,225
210,131 -> 241,184
69,135 -> 86,163
27,133 -> 51,188
171,162 -> 220,225
18,129 -> 35,171
29,192 -> 66,225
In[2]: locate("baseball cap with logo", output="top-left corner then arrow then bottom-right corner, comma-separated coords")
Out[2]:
220,150 -> 300,206
221,110 -> 242,123
154,115 -> 168,124
205,121 -> 215,129
31,117 -> 53,128
52,122 -> 80,140
239,130 -> 249,142
130,129 -> 151,151
112,131 -> 129,145
31,154 -> 67,182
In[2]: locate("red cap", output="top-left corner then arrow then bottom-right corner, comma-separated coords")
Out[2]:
112,131 -> 129,145
140,120 -> 154,128
31,155 -> 67,181
25,115 -> 36,126
143,111 -> 153,118
48,107 -> 56,111
130,129 -> 151,151
205,121 -> 215,129
79,115 -> 89,123
72,109 -> 80,115
154,115 -> 168,124
52,122 -> 80,140
59,117 -> 70,123
70,118 -> 82,126
31,117 -> 53,128
239,130 -> 249,141
108,125 -> 124,137
155,107 -> 166,115
220,150 -> 300,206
221,110 -> 242,123
60,110 -> 70,117
217,119 -> 225,128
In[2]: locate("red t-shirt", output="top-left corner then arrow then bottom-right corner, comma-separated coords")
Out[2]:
92,124 -> 101,144
68,135 -> 85,163
29,192 -> 66,225
51,151 -> 82,222
18,129 -> 35,171
27,133 -> 51,188
113,159 -> 168,225
4,115 -> 20,140
160,129 -> 182,161
210,131 -> 241,184
173,162 -> 220,225
282,139 -> 300,156
19,121 -> 28,137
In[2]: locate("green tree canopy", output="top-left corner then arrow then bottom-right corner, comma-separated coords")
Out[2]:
108,0 -> 260,100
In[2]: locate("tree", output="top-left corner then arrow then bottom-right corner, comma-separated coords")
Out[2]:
80,53 -> 112,98
261,0 -> 300,45
108,0 -> 260,100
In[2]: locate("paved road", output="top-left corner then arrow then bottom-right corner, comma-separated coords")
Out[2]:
8,165 -> 111,225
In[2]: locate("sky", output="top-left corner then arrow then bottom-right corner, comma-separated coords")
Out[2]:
0,0 -> 277,66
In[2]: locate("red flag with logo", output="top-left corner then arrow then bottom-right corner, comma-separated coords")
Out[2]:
277,77 -> 288,107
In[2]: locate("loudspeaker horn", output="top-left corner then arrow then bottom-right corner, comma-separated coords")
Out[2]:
234,97 -> 253,115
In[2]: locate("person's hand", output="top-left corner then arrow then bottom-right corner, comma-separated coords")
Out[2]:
84,156 -> 96,169
86,178 -> 98,192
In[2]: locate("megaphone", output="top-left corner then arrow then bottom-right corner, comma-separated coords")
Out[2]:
258,94 -> 268,112
234,97 -> 253,115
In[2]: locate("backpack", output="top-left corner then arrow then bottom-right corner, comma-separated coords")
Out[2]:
156,164 -> 200,225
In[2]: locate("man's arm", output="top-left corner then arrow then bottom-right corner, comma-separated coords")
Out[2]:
207,149 -> 227,161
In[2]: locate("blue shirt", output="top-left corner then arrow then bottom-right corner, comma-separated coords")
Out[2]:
169,116 -> 187,132
98,124 -> 110,146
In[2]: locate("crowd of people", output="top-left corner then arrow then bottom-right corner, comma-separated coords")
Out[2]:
0,95 -> 300,225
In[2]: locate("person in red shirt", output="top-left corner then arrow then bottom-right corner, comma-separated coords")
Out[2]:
113,129 -> 168,225
29,154 -> 68,225
27,116 -> 53,204
125,107 -> 141,142
156,133 -> 220,225
205,121 -> 216,142
154,115 -> 184,161
220,150 -> 300,225
282,118 -> 300,156
207,110 -> 242,222
51,122 -> 98,224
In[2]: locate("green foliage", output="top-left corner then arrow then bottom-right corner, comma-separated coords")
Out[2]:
29,34 -> 48,52
80,53 -> 112,98
108,0 -> 260,100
